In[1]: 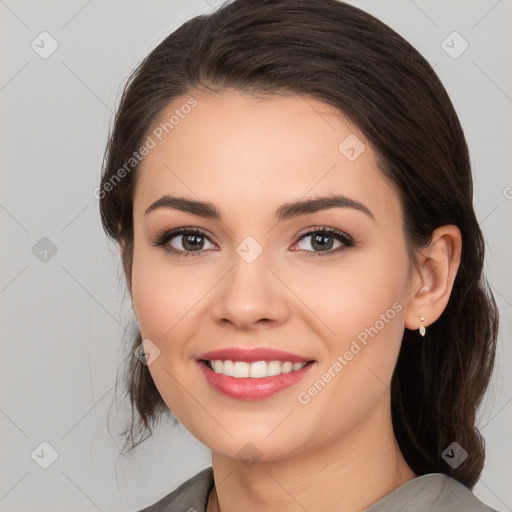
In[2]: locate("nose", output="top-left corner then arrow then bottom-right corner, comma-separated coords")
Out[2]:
209,249 -> 291,332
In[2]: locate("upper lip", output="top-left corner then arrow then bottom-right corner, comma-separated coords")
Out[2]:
197,347 -> 315,363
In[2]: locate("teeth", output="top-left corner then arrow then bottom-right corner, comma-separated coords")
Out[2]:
208,359 -> 308,378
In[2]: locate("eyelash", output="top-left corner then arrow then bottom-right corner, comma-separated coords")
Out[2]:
151,226 -> 355,258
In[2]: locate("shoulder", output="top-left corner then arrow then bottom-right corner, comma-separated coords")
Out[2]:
439,475 -> 501,512
133,466 -> 214,512
365,473 -> 501,512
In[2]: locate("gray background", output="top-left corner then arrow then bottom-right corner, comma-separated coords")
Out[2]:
0,0 -> 510,511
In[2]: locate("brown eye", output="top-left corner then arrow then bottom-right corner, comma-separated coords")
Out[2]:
151,227 -> 215,257
293,227 -> 354,257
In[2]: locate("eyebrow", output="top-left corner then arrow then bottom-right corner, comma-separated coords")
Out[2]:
144,194 -> 375,222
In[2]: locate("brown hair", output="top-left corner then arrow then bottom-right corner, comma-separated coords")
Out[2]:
100,0 -> 498,489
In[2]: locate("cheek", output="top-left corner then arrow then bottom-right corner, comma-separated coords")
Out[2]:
298,241 -> 407,341
131,244 -> 188,354
130,243 -> 216,379
296,241 -> 408,407
130,247 -> 199,419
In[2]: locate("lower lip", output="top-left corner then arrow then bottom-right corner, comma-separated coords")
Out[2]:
196,360 -> 316,400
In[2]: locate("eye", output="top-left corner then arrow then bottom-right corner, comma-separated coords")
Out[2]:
292,227 -> 354,257
151,227 -> 216,257
151,226 -> 355,258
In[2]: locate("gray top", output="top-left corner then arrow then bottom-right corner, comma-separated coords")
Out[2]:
134,466 -> 500,512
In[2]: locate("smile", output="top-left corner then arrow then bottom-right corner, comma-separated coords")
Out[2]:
205,359 -> 308,378
196,358 -> 316,400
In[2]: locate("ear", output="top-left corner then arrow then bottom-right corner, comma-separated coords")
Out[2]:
404,225 -> 462,331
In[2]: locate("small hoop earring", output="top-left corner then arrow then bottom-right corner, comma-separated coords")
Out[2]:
419,316 -> 426,337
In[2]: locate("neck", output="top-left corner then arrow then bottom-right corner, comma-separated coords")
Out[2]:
208,397 -> 416,512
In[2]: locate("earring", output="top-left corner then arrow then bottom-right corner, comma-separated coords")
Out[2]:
418,316 -> 426,337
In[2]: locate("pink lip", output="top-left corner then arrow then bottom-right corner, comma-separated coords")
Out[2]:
197,347 -> 314,363
196,360 -> 316,400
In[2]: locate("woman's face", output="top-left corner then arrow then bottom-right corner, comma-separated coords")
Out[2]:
130,91 -> 415,462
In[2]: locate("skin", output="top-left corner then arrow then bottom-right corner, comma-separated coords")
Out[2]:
128,91 -> 462,512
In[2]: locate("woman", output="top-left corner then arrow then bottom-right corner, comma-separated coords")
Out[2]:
99,0 -> 500,510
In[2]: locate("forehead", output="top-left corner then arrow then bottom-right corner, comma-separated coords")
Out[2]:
133,91 -> 402,226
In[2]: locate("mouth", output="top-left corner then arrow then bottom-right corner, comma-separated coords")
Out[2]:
195,356 -> 317,400
201,358 -> 314,378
